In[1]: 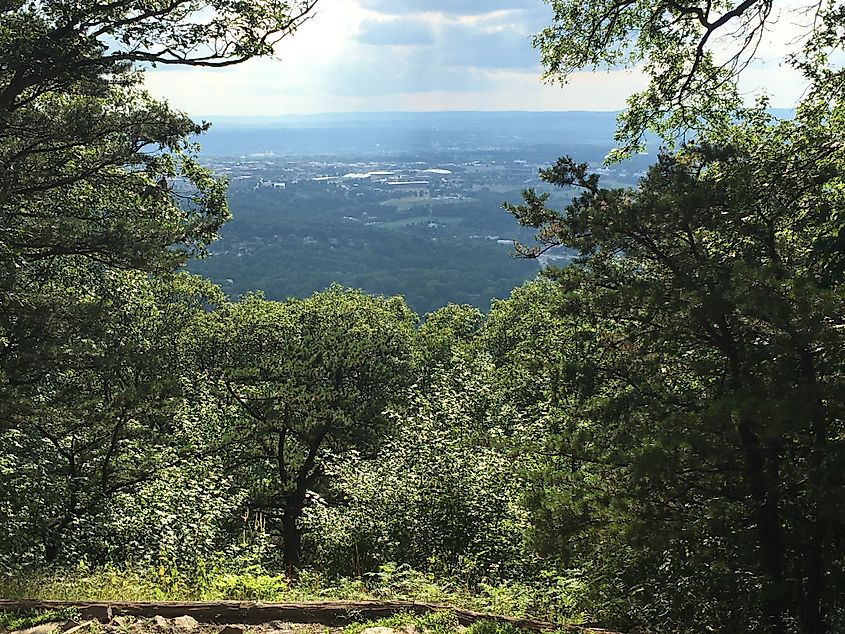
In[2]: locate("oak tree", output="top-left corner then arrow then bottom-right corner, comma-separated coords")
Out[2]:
185,286 -> 417,575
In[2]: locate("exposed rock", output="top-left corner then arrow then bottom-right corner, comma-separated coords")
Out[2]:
173,617 -> 199,630
63,621 -> 96,634
78,607 -> 111,623
358,626 -> 418,634
14,626 -> 49,634
360,628 -> 403,634
17,625 -> 61,634
153,616 -> 171,629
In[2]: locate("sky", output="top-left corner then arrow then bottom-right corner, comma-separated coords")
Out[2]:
143,0 -> 809,117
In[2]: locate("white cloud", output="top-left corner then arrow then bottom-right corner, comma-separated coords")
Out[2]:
358,0 -> 535,16
357,17 -> 437,46
142,0 -> 800,116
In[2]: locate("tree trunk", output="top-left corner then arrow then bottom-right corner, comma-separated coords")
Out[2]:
42,533 -> 61,563
797,349 -> 828,634
800,527 -> 824,634
282,496 -> 304,578
737,416 -> 786,634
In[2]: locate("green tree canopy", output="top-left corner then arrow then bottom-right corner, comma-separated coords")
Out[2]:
1,0 -> 315,272
0,272 -> 220,566
0,0 -> 315,565
505,108 -> 845,632
185,286 -> 417,574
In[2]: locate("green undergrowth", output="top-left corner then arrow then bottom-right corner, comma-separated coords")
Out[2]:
0,563 -> 586,626
342,612 -> 530,634
0,607 -> 80,631
343,611 -> 459,634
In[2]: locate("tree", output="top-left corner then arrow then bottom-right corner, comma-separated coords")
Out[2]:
414,303 -> 485,384
185,286 -> 417,575
0,0 -> 315,562
1,0 -> 315,272
516,3 -> 845,627
0,0 -> 316,407
302,359 -> 531,583
0,272 -> 220,566
535,0 -> 845,150
504,107 -> 845,632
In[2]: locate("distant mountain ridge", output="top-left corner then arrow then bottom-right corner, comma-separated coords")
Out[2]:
196,109 -> 794,158
197,111 -> 624,157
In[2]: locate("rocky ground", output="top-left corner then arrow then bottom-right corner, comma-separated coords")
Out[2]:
1,616 -> 359,634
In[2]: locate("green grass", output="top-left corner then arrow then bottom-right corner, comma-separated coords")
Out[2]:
342,613 -> 535,634
0,564 -> 588,627
0,607 -> 80,632
343,611 -> 458,634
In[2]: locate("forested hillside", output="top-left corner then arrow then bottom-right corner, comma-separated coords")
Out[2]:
1,1 -> 844,634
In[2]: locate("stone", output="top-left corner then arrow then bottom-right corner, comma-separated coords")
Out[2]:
17,624 -> 60,634
218,626 -> 244,634
111,617 -> 131,628
79,607 -> 111,623
63,621 -> 95,634
153,616 -> 171,630
360,628 -> 401,634
173,617 -> 198,630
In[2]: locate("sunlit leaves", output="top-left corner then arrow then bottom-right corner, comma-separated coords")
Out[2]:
502,108 -> 845,630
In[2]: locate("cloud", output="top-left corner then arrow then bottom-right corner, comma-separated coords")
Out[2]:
439,23 -> 538,69
357,17 -> 436,46
142,0 -> 674,116
352,11 -> 542,78
321,42 -> 495,97
359,0 -> 530,16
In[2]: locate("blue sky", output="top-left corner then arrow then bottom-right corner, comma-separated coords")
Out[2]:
143,0 -> 806,116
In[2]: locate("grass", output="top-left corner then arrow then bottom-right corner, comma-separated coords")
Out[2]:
0,564 -> 587,628
0,607 -> 80,632
342,613 -> 535,634
342,611 -> 458,634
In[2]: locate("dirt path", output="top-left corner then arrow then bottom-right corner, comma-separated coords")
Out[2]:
0,600 -> 621,634
2,615 -> 342,634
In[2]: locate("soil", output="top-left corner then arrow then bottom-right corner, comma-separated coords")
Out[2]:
3,617 -> 345,634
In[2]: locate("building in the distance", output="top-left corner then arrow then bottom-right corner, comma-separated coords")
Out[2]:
387,180 -> 430,198
367,170 -> 396,182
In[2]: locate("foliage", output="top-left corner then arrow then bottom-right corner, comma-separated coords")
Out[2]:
504,106 -> 845,632
0,0 -> 312,569
0,272 -> 220,568
183,285 -> 417,573
302,353 -> 531,583
3,1 -> 845,633
0,608 -> 80,632
535,0 -> 845,151
415,304 -> 485,381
